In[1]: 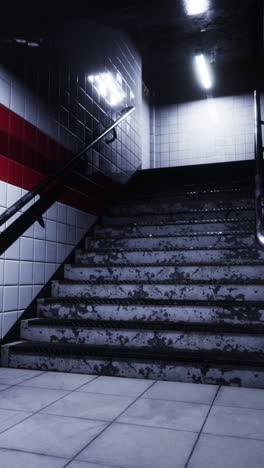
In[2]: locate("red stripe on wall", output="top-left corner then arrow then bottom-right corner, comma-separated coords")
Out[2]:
0,103 -> 121,214
0,154 -> 105,214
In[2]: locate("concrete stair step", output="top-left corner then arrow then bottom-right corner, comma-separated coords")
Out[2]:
37,298 -> 264,327
76,248 -> 264,266
64,264 -> 264,283
3,341 -> 264,387
102,210 -> 254,226
108,198 -> 254,216
51,280 -> 264,302
20,319 -> 264,353
122,182 -> 253,198
93,220 -> 254,238
85,234 -> 256,250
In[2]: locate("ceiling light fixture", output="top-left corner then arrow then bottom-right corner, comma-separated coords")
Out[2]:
195,54 -> 213,89
185,0 -> 209,15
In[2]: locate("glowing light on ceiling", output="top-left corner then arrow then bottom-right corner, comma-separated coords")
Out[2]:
185,0 -> 209,15
88,72 -> 128,107
194,54 -> 213,89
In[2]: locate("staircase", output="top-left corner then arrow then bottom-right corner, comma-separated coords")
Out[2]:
2,162 -> 264,388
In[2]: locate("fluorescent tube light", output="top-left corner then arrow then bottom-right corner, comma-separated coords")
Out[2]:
185,0 -> 209,15
195,54 -> 213,89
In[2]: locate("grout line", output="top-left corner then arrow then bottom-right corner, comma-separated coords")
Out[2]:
184,385 -> 221,468
0,445 -> 70,461
0,373 -> 99,437
61,379 -> 158,468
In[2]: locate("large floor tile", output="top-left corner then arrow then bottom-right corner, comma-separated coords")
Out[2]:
20,371 -> 97,391
78,376 -> 155,397
118,397 -> 209,432
42,391 -> 135,421
214,386 -> 264,410
144,381 -> 218,405
0,385 -> 70,412
0,448 -> 67,468
0,408 -> 31,433
203,405 -> 264,440
77,422 -> 197,468
187,433 -> 264,468
0,368 -> 44,385
0,413 -> 107,458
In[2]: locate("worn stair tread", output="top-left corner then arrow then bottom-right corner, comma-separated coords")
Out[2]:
96,218 -> 254,227
80,245 -> 259,252
38,297 -> 264,307
7,341 -> 264,367
69,261 -> 264,268
54,278 -> 264,285
23,318 -> 264,334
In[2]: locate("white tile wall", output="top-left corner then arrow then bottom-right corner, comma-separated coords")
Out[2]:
0,180 -> 96,339
155,94 -> 254,168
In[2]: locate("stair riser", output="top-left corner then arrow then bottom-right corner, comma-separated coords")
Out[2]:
102,211 -> 254,226
20,323 -> 264,354
64,265 -> 264,282
5,352 -> 264,388
94,222 -> 253,238
109,199 -> 254,216
76,249 -> 264,266
37,301 -> 264,326
85,235 -> 256,250
51,282 -> 264,302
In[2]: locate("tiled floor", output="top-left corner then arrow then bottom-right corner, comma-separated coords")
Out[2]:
0,369 -> 264,467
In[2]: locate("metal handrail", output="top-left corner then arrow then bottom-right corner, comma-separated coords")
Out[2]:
0,106 -> 135,228
254,90 -> 264,247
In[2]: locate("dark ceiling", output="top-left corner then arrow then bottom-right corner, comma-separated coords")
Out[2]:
1,0 -> 263,103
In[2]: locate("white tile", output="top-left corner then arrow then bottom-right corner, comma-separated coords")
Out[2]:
19,261 -> 33,284
188,434 -> 264,468
3,287 -> 18,311
4,260 -> 19,285
77,423 -> 196,468
0,385 -> 70,412
0,413 -> 107,459
20,237 -> 34,261
46,220 -> 57,242
118,397 -> 209,432
204,405 -> 264,440
79,376 -> 154,397
0,368 -> 44,385
215,386 -> 264,410
33,262 -> 45,284
57,223 -> 67,243
34,239 -> 46,262
18,285 -> 32,309
6,184 -> 21,208
4,239 -> 20,260
20,372 -> 96,391
0,449 -> 67,468
144,381 -> 218,405
46,242 -> 57,263
42,391 -> 135,421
